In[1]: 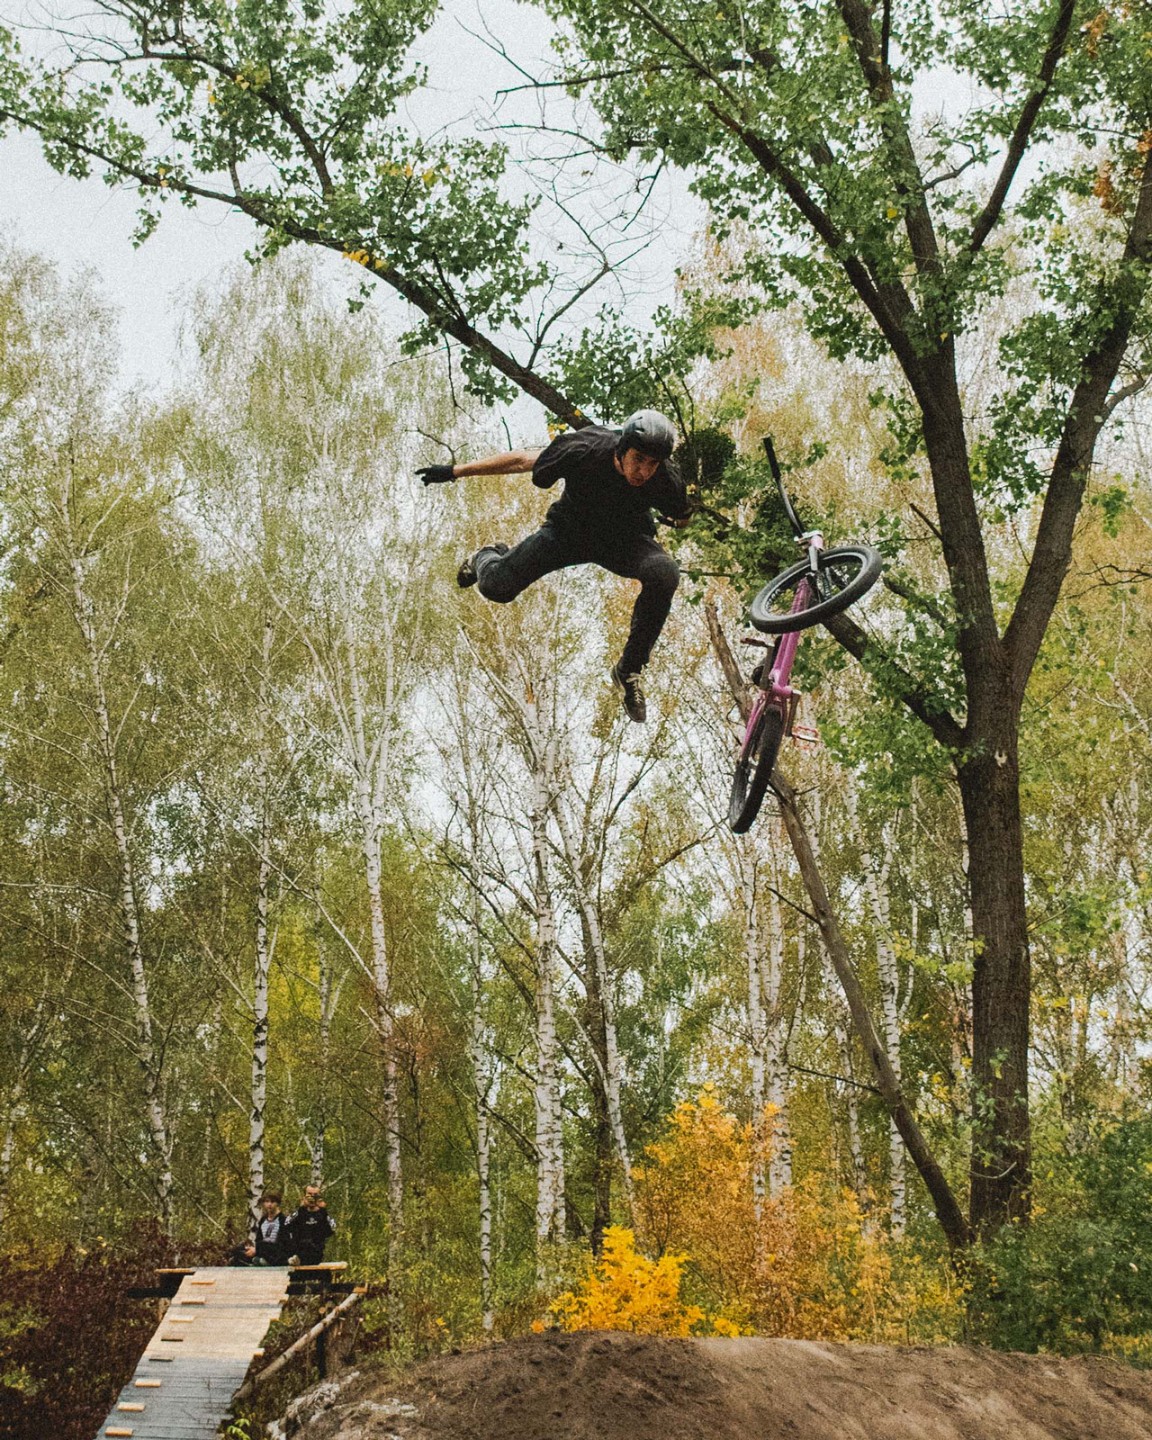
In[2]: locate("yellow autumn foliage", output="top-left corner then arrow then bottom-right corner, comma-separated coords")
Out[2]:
635,1087 -> 962,1344
546,1226 -> 705,1336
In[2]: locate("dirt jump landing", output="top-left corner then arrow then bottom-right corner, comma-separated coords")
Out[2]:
276,1330 -> 1152,1440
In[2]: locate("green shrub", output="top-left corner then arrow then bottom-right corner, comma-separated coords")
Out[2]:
974,1115 -> 1152,1360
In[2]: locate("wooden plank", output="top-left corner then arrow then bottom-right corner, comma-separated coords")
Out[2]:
99,1267 -> 298,1440
117,1403 -> 146,1411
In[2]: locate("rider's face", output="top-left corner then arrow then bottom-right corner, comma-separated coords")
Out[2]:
616,448 -> 660,486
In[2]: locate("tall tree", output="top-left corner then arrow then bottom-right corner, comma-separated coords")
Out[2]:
7,0 -> 1152,1239
183,255 -> 450,1291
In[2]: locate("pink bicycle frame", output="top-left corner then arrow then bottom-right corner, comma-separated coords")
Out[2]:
739,534 -> 823,759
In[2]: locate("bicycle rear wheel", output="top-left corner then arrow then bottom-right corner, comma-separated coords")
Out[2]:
749,545 -> 883,635
727,704 -> 784,834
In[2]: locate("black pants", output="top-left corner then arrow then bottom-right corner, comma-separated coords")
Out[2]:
474,523 -> 680,674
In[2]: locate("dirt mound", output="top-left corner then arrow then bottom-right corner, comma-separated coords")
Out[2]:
281,1330 -> 1152,1440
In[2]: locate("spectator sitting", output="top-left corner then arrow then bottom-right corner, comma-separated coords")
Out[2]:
285,1184 -> 336,1266
230,1190 -> 290,1266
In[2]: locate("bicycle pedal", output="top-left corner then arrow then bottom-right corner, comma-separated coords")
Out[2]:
790,723 -> 821,749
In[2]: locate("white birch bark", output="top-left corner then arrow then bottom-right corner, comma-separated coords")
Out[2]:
549,775 -> 635,1219
457,649 -> 567,1269
446,662 -> 510,1312
248,789 -> 273,1227
345,620 -> 404,1284
763,885 -> 792,1192
469,893 -> 496,1332
866,850 -> 907,1231
310,954 -> 334,1186
738,844 -> 768,1220
850,780 -> 911,1233
198,990 -> 225,1241
528,756 -> 566,1249
63,516 -> 173,1231
245,617 -> 276,1225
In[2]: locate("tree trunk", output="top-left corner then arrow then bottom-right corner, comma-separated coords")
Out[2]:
528,765 -> 565,1255
248,618 -> 276,1227
460,742 -> 495,1324
958,726 -> 1032,1234
737,845 -> 769,1222
857,810 -> 907,1232
310,953 -> 332,1187
763,888 -> 792,1193
66,538 -> 173,1232
473,1017 -> 495,1333
778,774 -> 969,1247
551,785 -> 635,1221
248,790 -> 273,1229
346,635 -> 404,1308
704,603 -> 969,1248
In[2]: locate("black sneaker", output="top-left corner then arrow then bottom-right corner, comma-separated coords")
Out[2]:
456,543 -> 508,589
611,663 -> 647,723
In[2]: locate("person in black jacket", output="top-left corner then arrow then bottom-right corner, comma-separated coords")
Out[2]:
417,410 -> 692,725
230,1191 -> 290,1266
285,1185 -> 337,1266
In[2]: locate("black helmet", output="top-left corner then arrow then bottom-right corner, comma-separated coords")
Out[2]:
616,409 -> 677,462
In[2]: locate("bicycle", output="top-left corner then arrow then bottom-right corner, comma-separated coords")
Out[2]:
727,438 -> 883,834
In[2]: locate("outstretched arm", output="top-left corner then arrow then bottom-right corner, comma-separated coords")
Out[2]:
455,449 -> 542,477
417,449 -> 542,484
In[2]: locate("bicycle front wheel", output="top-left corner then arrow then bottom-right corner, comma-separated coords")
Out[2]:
727,704 -> 784,834
749,545 -> 883,635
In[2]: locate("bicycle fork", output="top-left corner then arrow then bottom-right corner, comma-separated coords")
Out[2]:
739,577 -> 815,757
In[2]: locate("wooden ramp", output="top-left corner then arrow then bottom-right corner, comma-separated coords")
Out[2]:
96,1267 -> 289,1440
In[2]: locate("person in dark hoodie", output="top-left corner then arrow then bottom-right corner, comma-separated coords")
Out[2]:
285,1184 -> 337,1266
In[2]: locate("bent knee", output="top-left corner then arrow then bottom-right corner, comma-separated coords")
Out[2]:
477,575 -> 520,604
641,554 -> 680,594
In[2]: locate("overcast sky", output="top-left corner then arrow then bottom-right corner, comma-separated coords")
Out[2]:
0,1 -> 693,414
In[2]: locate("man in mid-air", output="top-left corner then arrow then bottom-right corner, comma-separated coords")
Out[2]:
417,410 -> 691,723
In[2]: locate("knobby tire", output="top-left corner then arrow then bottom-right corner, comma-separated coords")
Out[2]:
749,545 -> 883,635
728,705 -> 784,834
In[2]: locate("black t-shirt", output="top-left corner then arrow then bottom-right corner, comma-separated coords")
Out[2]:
531,426 -> 689,541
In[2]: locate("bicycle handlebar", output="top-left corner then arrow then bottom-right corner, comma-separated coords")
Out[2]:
762,436 -> 806,540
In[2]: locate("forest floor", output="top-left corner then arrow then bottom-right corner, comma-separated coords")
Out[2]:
273,1329 -> 1152,1440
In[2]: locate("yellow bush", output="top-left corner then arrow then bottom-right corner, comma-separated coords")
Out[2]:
545,1226 -> 705,1336
634,1087 -> 962,1344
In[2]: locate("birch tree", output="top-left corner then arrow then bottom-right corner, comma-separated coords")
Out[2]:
0,256 -> 191,1229
185,254 -> 449,1289
445,574 -> 573,1256
16,0 -> 1152,1238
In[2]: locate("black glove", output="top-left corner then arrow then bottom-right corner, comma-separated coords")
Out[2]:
416,464 -> 456,486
